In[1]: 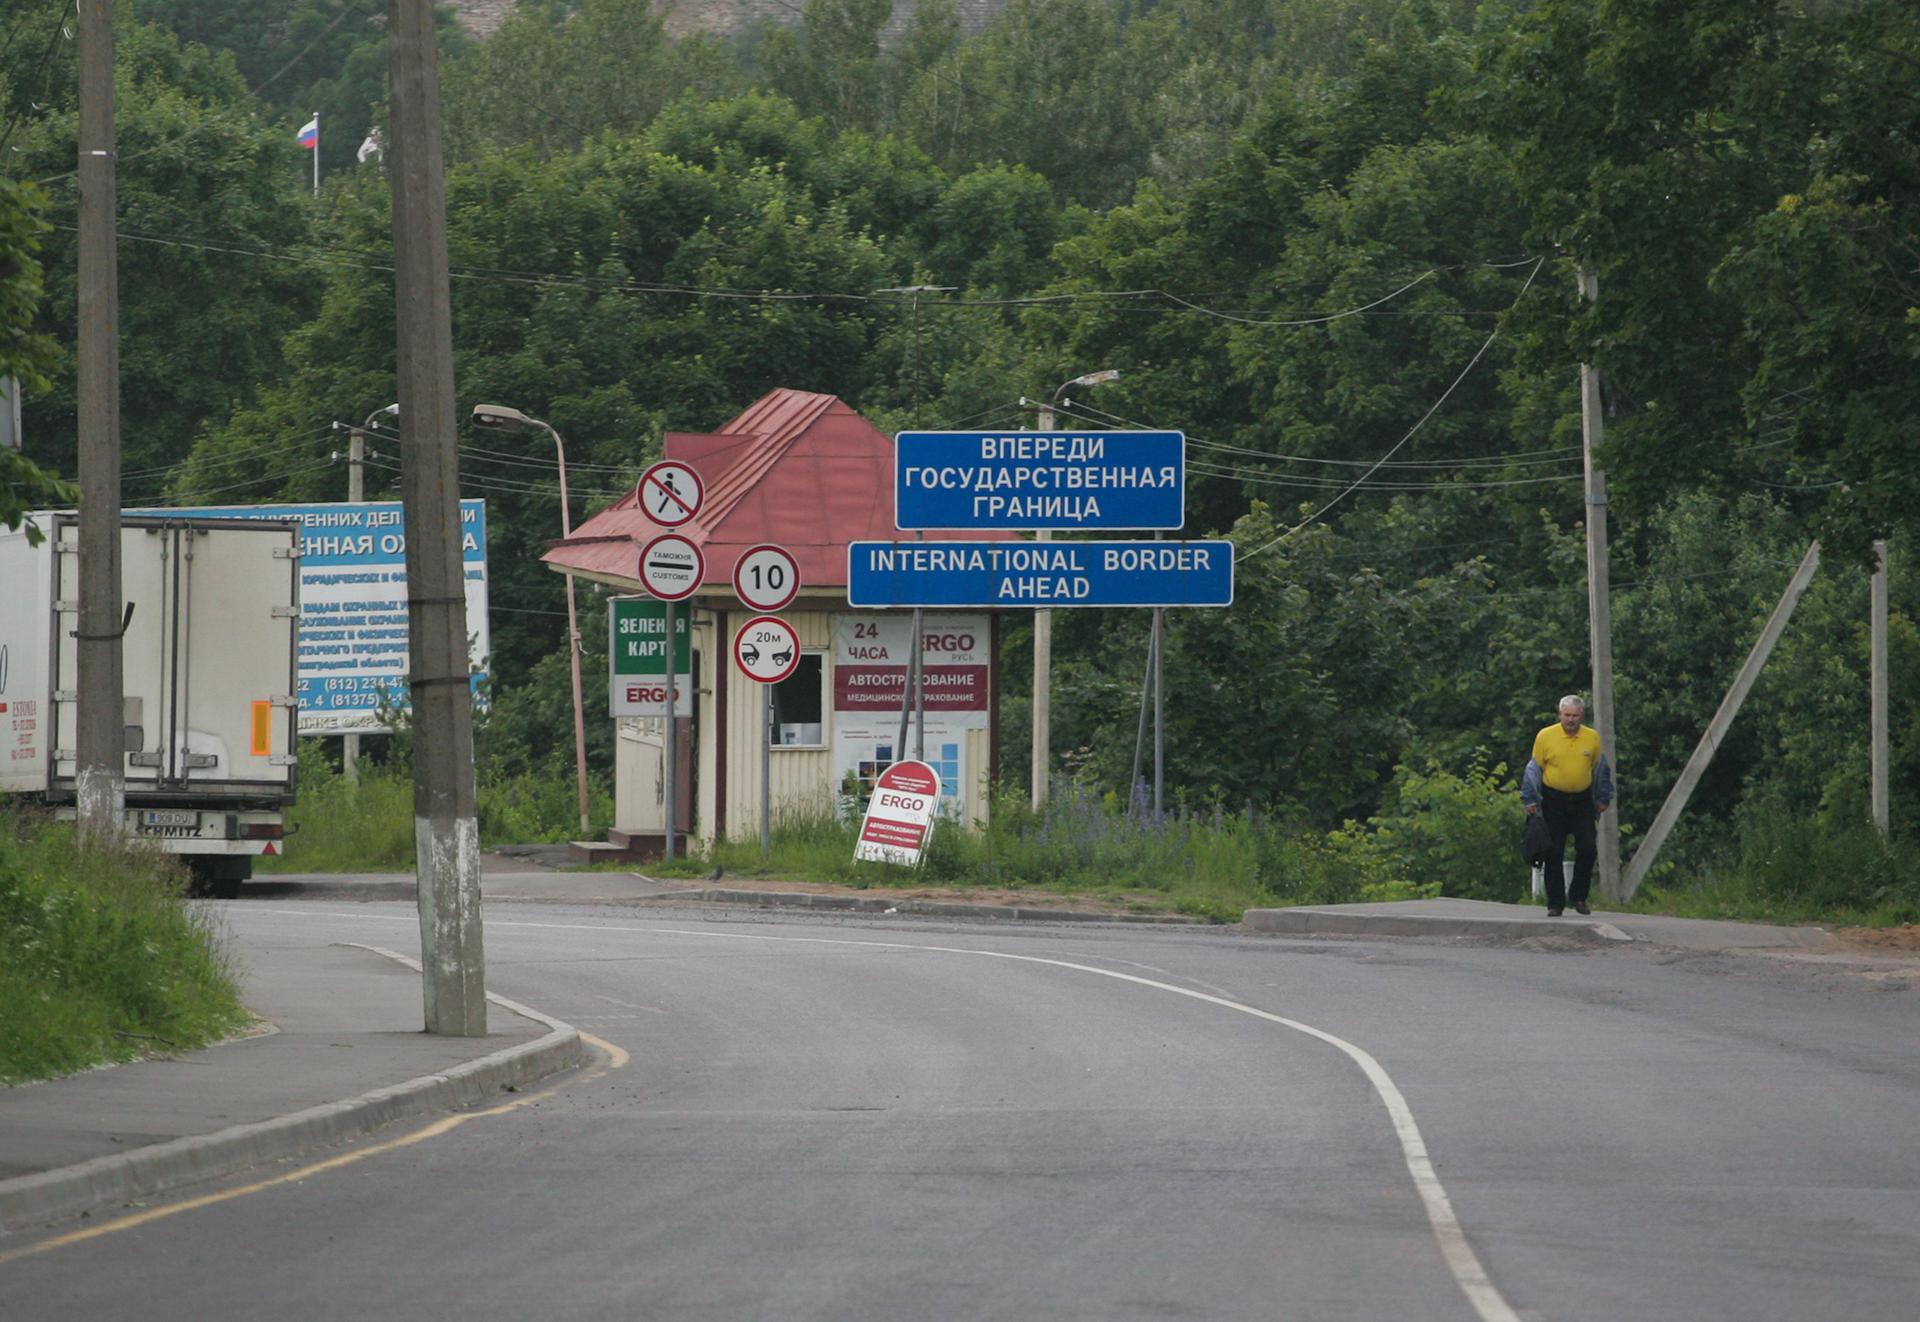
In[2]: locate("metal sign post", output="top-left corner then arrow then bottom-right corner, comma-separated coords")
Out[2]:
732,546 -> 801,858
663,600 -> 676,862
734,613 -> 801,855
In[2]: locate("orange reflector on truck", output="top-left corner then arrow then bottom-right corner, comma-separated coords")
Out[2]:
251,700 -> 272,757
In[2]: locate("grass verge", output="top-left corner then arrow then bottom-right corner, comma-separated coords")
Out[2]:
0,806 -> 251,1085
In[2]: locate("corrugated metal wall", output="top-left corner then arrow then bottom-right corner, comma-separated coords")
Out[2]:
714,609 -> 838,842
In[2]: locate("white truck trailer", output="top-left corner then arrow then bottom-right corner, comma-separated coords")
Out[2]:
0,512 -> 300,896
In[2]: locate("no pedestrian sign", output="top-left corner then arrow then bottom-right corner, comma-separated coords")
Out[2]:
854,760 -> 940,866
637,461 -> 703,527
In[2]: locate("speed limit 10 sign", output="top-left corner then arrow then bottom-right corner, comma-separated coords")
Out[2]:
734,614 -> 801,684
732,543 -> 800,613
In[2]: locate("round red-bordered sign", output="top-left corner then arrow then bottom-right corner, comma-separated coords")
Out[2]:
732,543 -> 801,613
639,533 -> 705,602
637,461 -> 703,528
734,614 -> 801,684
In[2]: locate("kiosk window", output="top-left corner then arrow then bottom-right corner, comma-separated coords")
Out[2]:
770,652 -> 824,746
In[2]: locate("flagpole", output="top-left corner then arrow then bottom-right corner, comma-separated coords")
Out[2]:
312,112 -> 320,193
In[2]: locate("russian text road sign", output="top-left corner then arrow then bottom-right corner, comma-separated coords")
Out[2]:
732,543 -> 800,612
734,614 -> 801,684
640,533 -> 705,601
609,597 -> 691,717
854,760 -> 940,866
846,539 -> 1234,608
637,461 -> 702,527
895,430 -> 1185,531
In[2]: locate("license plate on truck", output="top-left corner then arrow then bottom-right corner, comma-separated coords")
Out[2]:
140,810 -> 198,828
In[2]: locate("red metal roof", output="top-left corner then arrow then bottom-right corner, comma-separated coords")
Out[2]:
541,389 -> 1015,593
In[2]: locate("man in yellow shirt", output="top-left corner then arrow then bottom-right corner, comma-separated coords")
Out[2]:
1520,695 -> 1614,916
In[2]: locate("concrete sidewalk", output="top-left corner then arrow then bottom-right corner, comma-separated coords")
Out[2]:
1242,896 -> 1832,950
0,935 -> 582,1235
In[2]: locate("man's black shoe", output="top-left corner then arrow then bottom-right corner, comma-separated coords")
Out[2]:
1547,906 -> 1564,917
1572,900 -> 1591,915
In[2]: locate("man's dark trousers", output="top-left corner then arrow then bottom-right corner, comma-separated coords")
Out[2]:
1540,785 -> 1596,908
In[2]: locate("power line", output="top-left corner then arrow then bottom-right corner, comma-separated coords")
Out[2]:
41,220 -> 1542,324
1058,398 -> 1583,471
1237,257 -> 1549,562
1187,459 -> 1579,492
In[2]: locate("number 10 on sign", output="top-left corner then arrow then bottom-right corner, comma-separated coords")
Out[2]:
732,543 -> 800,612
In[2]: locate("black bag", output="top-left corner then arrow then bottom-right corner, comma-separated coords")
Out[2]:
1520,812 -> 1554,866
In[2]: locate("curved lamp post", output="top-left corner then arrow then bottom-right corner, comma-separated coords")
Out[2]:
471,403 -> 590,838
1032,369 -> 1119,811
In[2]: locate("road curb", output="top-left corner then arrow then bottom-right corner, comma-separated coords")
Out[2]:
651,886 -> 1209,925
1241,908 -> 1634,943
0,947 -> 584,1234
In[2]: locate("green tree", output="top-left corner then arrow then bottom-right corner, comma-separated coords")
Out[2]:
14,20 -> 320,488
442,0 -> 739,163
1480,0 -> 1920,560
0,177 -> 68,533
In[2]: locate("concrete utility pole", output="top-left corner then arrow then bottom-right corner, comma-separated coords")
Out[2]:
1872,540 -> 1889,836
75,0 -> 125,842
1577,271 -> 1621,899
389,0 -> 484,1036
343,422 -> 367,784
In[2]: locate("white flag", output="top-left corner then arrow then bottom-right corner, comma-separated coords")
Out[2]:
356,127 -> 383,164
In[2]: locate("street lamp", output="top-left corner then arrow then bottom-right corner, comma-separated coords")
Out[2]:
1031,370 -> 1119,811
471,403 -> 591,839
336,403 -> 399,785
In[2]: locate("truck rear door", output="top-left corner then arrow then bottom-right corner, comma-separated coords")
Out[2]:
53,516 -> 298,795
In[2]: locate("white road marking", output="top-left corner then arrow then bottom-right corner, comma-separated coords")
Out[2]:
244,908 -> 1522,1322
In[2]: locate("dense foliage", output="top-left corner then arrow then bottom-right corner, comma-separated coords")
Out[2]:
3,0 -> 1914,901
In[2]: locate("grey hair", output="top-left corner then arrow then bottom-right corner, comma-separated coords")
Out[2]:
1558,694 -> 1586,713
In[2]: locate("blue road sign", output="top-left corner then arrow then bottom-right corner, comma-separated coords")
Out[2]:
895,430 -> 1185,531
847,540 -> 1234,608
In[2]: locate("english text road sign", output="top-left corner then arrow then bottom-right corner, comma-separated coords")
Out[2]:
637,461 -> 703,527
732,543 -> 801,613
640,533 -> 705,601
854,760 -> 940,866
895,430 -> 1185,531
846,539 -> 1234,608
734,614 -> 801,684
608,597 -> 691,717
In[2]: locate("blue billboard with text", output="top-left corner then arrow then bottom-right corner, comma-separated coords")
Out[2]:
894,431 -> 1185,530
846,540 -> 1233,608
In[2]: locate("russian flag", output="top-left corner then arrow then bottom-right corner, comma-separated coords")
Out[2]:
297,115 -> 318,150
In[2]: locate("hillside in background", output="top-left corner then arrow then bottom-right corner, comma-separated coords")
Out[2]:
444,0 -> 1009,40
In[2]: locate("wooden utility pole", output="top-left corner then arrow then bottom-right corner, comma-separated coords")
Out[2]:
389,0 -> 484,1036
75,0 -> 125,841
1872,540 -> 1889,836
1577,271 -> 1621,898
1623,542 -> 1822,900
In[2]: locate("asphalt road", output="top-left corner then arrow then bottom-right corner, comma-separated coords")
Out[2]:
7,899 -> 1918,1321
